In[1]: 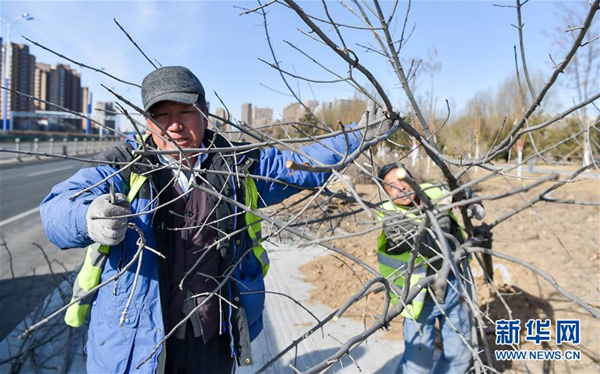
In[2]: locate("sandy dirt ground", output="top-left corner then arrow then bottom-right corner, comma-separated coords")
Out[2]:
289,169 -> 600,373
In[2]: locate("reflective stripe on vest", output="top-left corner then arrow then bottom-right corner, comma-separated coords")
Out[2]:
64,173 -> 148,327
65,168 -> 269,328
375,184 -> 463,320
244,178 -> 270,277
376,230 -> 427,319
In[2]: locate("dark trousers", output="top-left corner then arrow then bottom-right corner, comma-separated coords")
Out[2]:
166,324 -> 235,374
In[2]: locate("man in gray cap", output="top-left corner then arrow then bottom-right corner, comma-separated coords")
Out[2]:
141,66 -> 209,166
41,66 -> 398,374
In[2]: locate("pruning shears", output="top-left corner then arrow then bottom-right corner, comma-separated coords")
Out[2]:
109,182 -> 117,205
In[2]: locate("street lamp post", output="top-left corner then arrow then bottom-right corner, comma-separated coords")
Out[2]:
2,13 -> 34,132
86,91 -> 92,135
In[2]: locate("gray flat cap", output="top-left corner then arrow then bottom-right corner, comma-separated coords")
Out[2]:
141,66 -> 205,111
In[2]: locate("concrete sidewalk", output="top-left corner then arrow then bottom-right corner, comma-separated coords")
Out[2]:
239,244 -> 402,373
0,244 -> 403,373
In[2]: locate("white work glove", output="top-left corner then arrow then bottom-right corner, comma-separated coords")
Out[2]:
86,193 -> 130,246
359,100 -> 395,142
466,203 -> 486,220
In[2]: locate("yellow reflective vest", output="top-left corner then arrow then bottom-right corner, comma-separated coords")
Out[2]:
376,183 -> 464,320
65,173 -> 269,328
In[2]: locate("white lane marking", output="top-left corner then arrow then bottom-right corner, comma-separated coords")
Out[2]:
27,165 -> 75,177
0,207 -> 40,228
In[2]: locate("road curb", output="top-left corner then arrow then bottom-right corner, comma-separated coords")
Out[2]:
0,153 -> 98,170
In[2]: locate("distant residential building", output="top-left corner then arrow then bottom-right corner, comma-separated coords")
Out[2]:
34,62 -> 52,110
318,97 -> 365,127
252,106 -> 273,127
48,64 -> 83,113
215,107 -> 226,122
239,102 -> 274,128
1,39 -> 87,132
323,98 -> 356,111
241,102 -> 252,126
81,86 -> 90,131
35,63 -> 86,132
36,63 -> 87,115
96,101 -> 116,133
282,100 -> 318,123
214,107 -> 231,133
0,43 -> 36,124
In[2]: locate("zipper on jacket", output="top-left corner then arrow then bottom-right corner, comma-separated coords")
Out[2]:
114,242 -> 125,295
149,182 -> 159,257
228,173 -> 238,358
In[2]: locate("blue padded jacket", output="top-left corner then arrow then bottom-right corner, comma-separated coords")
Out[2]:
40,129 -> 361,373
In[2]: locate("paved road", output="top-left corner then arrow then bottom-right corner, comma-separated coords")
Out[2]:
0,159 -> 82,223
0,159 -> 87,340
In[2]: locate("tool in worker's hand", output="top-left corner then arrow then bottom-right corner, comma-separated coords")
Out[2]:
474,223 -> 494,283
109,182 -> 117,204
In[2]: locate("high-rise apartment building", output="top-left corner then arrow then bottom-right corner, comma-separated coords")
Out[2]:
35,63 -> 86,131
34,62 -> 51,110
215,107 -> 226,123
1,39 -> 86,131
48,64 -> 82,113
13,44 -> 36,113
0,43 -> 36,124
241,102 -> 252,126
252,106 -> 273,127
239,102 -> 273,127
214,107 -> 230,132
81,86 -> 90,131
282,100 -> 318,123
323,98 -> 356,111
96,101 -> 116,133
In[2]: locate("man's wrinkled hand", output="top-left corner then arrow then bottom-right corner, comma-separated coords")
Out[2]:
359,100 -> 396,142
86,193 -> 130,246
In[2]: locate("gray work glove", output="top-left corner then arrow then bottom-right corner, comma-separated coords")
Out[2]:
466,203 -> 486,220
86,193 -> 130,246
359,100 -> 395,142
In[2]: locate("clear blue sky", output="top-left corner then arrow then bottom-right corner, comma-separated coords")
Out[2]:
1,1 -> 590,131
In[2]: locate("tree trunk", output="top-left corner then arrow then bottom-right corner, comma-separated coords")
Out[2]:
411,137 -> 419,167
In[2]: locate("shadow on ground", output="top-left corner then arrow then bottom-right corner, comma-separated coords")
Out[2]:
0,271 -> 72,340
287,346 -> 388,373
479,284 -> 555,373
